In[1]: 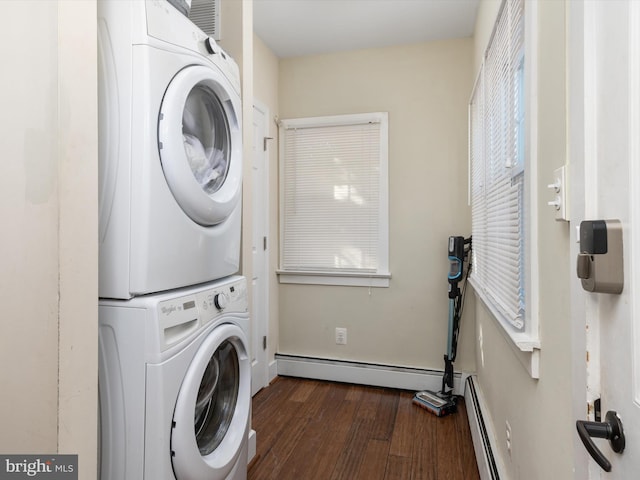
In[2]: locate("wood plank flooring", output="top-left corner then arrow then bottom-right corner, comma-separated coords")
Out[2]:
248,376 -> 480,480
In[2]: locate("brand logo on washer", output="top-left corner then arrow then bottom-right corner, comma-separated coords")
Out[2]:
161,305 -> 178,315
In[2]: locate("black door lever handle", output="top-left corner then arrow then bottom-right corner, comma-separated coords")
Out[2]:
576,410 -> 625,472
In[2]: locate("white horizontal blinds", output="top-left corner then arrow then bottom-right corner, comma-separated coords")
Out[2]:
511,0 -> 525,174
282,121 -> 381,273
512,0 -> 526,321
470,0 -> 525,330
470,72 -> 486,289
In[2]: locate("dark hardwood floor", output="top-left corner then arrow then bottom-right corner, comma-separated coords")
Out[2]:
248,376 -> 480,480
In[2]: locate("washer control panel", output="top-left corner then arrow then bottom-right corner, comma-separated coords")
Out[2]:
196,278 -> 247,324
157,277 -> 247,350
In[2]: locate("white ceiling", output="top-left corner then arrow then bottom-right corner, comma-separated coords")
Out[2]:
253,0 -> 480,58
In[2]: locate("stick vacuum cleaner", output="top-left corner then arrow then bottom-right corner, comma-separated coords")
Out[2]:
413,235 -> 472,416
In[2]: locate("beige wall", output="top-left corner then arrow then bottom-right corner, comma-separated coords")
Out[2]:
222,0 -> 283,383
277,39 -> 476,371
473,0 -> 501,73
0,1 -> 98,477
220,0 -> 254,290
472,1 -> 574,478
253,34 -> 281,366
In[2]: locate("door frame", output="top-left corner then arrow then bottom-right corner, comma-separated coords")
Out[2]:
568,2 -> 593,476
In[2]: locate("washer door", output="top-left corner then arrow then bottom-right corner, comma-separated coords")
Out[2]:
171,323 -> 250,480
159,65 -> 242,226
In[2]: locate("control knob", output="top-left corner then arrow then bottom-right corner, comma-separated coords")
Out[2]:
204,37 -> 218,55
214,292 -> 229,310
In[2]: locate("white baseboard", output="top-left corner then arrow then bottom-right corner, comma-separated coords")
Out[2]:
275,354 -> 468,396
247,429 -> 256,464
268,359 -> 278,383
464,375 -> 505,480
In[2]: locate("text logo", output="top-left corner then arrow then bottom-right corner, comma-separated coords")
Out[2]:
0,455 -> 77,479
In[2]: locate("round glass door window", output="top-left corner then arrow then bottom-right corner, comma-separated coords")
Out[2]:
193,340 -> 239,455
159,65 -> 242,226
182,86 -> 230,197
171,324 -> 250,480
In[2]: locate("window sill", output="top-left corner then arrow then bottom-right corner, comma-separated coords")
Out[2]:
469,277 -> 541,379
277,270 -> 391,287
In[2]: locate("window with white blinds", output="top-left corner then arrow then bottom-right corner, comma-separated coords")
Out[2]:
470,0 -> 526,331
278,112 -> 390,287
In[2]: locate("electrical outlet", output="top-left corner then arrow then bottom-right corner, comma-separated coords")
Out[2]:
335,327 -> 347,345
506,421 -> 512,455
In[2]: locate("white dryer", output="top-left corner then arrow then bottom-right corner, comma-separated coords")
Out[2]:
98,0 -> 243,299
99,276 -> 251,480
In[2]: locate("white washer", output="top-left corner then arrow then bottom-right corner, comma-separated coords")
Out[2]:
99,276 -> 251,480
98,0 -> 243,299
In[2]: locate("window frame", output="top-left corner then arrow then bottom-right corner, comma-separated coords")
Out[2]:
277,112 -> 390,288
468,0 -> 540,377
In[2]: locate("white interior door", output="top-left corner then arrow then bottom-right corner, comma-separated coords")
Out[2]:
570,1 -> 640,477
250,101 -> 270,396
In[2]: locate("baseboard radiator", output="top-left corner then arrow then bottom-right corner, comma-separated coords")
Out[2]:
464,375 -> 503,480
275,354 -> 467,398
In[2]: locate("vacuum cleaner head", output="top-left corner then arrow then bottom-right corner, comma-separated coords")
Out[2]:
413,390 -> 457,417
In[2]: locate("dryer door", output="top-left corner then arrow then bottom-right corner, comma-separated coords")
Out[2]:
171,323 -> 250,480
159,65 -> 242,226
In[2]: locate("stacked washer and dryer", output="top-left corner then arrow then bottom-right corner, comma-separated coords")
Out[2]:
97,1 -> 250,479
